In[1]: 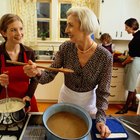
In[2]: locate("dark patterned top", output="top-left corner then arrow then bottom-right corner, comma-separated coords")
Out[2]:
39,41 -> 113,123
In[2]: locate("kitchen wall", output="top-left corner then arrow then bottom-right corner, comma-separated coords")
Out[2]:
0,0 -> 130,53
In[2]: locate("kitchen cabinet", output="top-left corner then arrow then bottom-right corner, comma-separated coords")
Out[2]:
34,62 -> 64,102
109,67 -> 126,103
94,0 -> 140,40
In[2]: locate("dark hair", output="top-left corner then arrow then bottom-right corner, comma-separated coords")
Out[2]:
100,33 -> 112,44
0,13 -> 23,40
125,18 -> 139,30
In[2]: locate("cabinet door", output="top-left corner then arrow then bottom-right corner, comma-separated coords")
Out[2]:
99,0 -> 122,39
109,67 -> 126,102
34,62 -> 64,101
98,0 -> 139,40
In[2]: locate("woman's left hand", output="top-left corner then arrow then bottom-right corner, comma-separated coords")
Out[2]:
96,122 -> 111,139
23,96 -> 31,112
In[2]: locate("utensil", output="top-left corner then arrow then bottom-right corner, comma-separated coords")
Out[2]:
119,118 -> 138,126
6,60 -> 74,73
5,85 -> 9,111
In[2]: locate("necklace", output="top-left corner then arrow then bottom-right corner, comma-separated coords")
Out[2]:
77,42 -> 94,54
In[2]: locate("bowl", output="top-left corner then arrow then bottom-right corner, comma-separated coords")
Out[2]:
43,103 -> 92,140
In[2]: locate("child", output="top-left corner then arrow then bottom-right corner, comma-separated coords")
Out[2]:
100,33 -> 115,54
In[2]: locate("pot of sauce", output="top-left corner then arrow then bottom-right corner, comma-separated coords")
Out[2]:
43,103 -> 92,140
0,97 -> 26,124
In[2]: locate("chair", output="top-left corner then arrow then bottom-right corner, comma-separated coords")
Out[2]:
136,94 -> 140,115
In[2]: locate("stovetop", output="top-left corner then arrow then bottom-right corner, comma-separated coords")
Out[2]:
0,112 -> 92,140
20,113 -> 47,140
0,114 -> 29,140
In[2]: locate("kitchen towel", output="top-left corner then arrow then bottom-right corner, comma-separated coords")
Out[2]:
91,117 -> 128,140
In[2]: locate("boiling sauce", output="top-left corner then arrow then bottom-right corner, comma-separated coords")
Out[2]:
47,111 -> 88,139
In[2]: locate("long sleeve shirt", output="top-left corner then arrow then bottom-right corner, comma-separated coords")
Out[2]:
38,41 -> 113,123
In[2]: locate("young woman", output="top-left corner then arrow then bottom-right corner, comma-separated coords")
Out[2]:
0,14 -> 38,112
116,18 -> 140,114
23,7 -> 113,138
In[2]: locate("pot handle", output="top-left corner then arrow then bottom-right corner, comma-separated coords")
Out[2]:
25,101 -> 30,108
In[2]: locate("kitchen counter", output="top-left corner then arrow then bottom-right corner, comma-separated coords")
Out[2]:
113,62 -> 124,68
1,112 -> 139,140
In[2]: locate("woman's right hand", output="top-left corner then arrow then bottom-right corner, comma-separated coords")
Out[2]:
0,72 -> 9,87
23,60 -> 41,77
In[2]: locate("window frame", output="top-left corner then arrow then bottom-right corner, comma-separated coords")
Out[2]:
58,1 -> 72,40
37,0 -> 72,43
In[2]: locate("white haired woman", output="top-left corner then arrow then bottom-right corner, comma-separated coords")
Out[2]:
23,6 -> 113,138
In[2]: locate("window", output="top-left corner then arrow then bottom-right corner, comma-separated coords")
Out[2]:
59,2 -> 72,38
37,0 -> 72,41
37,0 -> 51,39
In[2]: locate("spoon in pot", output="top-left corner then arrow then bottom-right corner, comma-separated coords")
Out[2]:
5,85 -> 9,111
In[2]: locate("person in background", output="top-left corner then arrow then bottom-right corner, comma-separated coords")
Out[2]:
116,18 -> 140,114
23,6 -> 112,138
100,33 -> 115,54
0,13 -> 38,112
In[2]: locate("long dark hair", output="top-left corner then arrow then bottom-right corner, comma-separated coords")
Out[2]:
125,18 -> 139,31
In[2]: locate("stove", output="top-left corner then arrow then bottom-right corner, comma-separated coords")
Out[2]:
0,114 -> 29,140
20,112 -> 47,140
0,112 -> 92,140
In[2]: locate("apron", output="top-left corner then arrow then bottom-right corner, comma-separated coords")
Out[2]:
0,53 -> 38,112
58,84 -> 97,119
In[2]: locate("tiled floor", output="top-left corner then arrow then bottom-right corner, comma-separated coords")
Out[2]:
37,102 -> 137,116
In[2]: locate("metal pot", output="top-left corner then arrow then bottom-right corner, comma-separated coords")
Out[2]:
43,103 -> 92,140
0,97 -> 26,125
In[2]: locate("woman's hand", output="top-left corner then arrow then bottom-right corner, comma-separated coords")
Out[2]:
122,55 -> 133,66
23,60 -> 41,77
0,72 -> 9,87
23,96 -> 31,112
96,122 -> 111,139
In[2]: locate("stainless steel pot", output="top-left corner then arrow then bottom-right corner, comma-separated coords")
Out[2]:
0,97 -> 26,124
43,103 -> 92,140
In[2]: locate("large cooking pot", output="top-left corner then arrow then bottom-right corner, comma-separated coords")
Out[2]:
0,97 -> 26,124
43,103 -> 92,140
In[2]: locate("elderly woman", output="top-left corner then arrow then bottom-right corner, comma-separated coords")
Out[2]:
23,6 -> 113,138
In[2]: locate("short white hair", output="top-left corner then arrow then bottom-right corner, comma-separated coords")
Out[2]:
66,6 -> 99,36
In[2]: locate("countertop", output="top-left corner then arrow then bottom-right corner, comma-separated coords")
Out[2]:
19,113 -> 140,140
0,112 -> 140,140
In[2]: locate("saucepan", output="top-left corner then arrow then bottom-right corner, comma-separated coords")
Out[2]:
0,97 -> 26,125
43,103 -> 92,140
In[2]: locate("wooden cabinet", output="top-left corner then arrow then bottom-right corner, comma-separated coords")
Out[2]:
94,0 -> 140,40
34,62 -> 64,102
109,67 -> 126,102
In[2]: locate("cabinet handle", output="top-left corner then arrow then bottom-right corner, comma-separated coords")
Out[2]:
109,94 -> 115,97
113,68 -> 118,70
120,32 -> 122,37
116,31 -> 118,37
111,85 -> 117,88
102,0 -> 104,3
112,76 -> 118,78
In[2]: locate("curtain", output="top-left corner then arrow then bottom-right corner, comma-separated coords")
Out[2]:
10,0 -> 37,46
72,0 -> 94,10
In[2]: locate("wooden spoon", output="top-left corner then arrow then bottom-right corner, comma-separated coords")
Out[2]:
6,60 -> 74,73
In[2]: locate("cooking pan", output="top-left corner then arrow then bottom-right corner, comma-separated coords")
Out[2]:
0,97 -> 26,124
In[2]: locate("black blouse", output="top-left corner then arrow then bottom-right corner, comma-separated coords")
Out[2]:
129,30 -> 140,57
